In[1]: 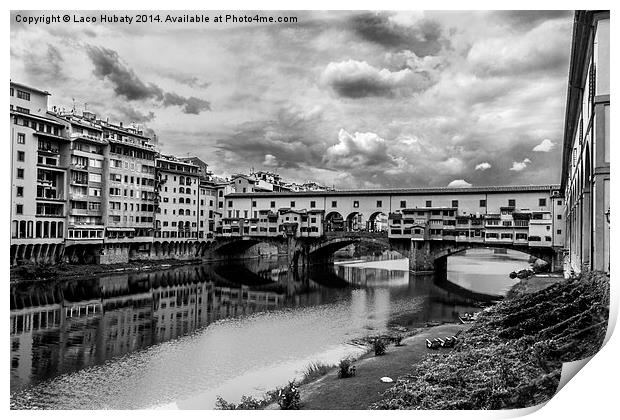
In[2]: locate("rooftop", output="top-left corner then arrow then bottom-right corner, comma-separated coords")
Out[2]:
228,184 -> 561,198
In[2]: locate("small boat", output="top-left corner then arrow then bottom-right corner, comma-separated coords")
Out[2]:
458,312 -> 479,324
425,338 -> 442,349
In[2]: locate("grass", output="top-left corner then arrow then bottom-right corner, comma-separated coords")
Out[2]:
300,361 -> 335,385
371,271 -> 609,410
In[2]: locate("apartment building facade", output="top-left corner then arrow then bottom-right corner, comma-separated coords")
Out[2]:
9,81 -> 219,266
10,82 -> 69,265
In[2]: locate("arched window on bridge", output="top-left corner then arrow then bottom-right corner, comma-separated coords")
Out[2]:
368,212 -> 388,232
346,212 -> 364,231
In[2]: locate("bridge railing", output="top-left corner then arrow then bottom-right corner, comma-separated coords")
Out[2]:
324,230 -> 388,239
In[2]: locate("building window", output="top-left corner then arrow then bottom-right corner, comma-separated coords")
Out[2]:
310,201 -> 316,208
452,200 -> 458,208
508,199 -> 516,207
17,133 -> 25,144
228,200 -> 233,207
557,200 -> 563,205
290,201 -> 295,208
353,201 -> 359,208
16,168 -> 24,179
270,201 -> 276,208
16,204 -> 23,215
480,199 -> 486,207
17,151 -> 25,162
557,229 -> 562,235
400,200 -> 406,208
331,201 -> 337,207
17,90 -> 31,101
539,198 -> 547,207
16,186 -> 23,197
377,200 -> 382,207
426,200 -> 432,207
557,214 -> 562,220
252,200 -> 257,207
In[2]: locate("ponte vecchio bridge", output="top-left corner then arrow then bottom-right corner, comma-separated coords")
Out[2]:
213,184 -> 565,273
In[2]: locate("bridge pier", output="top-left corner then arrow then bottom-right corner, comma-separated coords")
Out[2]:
408,240 -> 436,272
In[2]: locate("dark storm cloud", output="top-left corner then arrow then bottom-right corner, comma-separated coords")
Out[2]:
349,13 -> 444,56
85,45 -> 210,114
321,60 -> 433,99
115,105 -> 156,123
86,45 -> 164,100
163,93 -> 211,114
22,44 -> 67,83
215,108 -> 327,169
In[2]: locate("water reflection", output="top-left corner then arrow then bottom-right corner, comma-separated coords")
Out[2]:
10,250 -> 527,409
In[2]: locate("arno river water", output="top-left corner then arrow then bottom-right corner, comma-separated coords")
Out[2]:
10,249 -> 531,409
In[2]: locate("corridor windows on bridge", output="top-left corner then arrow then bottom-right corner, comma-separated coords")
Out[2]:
508,199 -> 516,207
376,200 -> 382,208
290,201 -> 295,208
331,201 -> 337,208
426,200 -> 432,207
252,201 -> 257,207
400,200 -> 406,208
452,200 -> 458,208
310,201 -> 316,208
270,201 -> 275,208
539,198 -> 547,207
480,199 -> 486,207
353,201 -> 359,208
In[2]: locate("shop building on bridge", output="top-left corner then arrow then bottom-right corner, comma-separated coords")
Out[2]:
220,185 -> 565,250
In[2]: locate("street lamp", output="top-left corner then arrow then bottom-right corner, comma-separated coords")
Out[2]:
605,207 -> 610,224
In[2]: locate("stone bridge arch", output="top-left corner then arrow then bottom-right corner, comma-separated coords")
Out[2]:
410,241 -> 559,273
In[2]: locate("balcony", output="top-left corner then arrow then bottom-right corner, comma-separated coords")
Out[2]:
37,146 -> 60,155
36,194 -> 64,202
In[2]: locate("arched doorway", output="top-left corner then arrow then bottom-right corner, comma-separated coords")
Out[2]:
324,211 -> 344,232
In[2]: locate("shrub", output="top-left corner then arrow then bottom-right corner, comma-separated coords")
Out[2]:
338,358 -> 356,379
374,338 -> 387,356
276,381 -> 301,410
215,395 -> 266,410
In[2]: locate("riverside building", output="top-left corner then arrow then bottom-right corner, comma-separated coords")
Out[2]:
561,10 -> 610,274
10,81 -> 69,265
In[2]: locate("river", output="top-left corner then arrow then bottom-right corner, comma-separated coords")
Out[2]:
9,249 -> 531,409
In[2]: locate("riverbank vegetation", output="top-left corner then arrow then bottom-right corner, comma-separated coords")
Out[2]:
371,271 -> 609,410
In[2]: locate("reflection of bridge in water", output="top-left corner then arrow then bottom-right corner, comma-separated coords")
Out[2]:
10,258 -> 497,394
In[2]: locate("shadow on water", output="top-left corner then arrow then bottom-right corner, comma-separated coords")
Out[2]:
10,253 -> 514,408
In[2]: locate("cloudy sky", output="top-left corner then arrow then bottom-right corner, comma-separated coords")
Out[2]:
10,10 -> 573,188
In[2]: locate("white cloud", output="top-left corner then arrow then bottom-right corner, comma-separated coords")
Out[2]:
532,138 -> 556,152
263,154 -> 278,166
510,158 -> 532,171
447,179 -> 472,188
475,162 -> 492,171
324,129 -> 396,169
